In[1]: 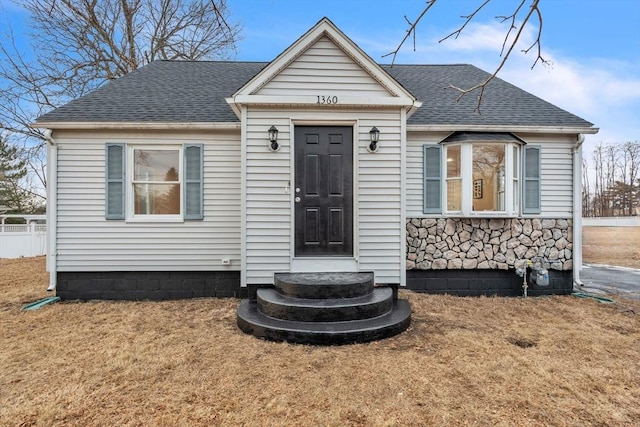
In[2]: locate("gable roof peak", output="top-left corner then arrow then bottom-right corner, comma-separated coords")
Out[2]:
228,17 -> 418,105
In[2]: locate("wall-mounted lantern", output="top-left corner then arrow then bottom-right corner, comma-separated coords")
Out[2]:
268,126 -> 279,152
368,127 -> 380,153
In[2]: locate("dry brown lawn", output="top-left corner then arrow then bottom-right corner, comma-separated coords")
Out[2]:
1,257 -> 639,426
583,226 -> 640,269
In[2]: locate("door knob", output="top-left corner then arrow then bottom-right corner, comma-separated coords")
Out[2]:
295,197 -> 301,203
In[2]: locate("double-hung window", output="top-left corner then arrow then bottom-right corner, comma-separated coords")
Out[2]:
132,147 -> 181,217
423,133 -> 539,216
105,143 -> 203,221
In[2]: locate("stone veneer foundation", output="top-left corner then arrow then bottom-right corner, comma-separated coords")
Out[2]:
407,218 -> 573,271
406,218 -> 574,296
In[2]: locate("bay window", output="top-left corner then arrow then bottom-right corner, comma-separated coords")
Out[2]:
471,143 -> 507,212
423,133 -> 539,216
446,145 -> 462,211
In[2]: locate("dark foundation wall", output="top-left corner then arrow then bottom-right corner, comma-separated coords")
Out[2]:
56,271 -> 243,300
56,269 -> 571,300
406,269 -> 573,297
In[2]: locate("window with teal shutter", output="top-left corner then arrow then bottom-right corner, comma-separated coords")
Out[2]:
106,143 -> 203,221
523,145 -> 541,214
105,143 -> 125,220
183,144 -> 204,220
423,145 -> 442,213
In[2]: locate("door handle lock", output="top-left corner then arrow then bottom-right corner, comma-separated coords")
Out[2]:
295,187 -> 301,193
295,197 -> 301,203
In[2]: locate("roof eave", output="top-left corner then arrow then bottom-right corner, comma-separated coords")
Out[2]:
32,121 -> 241,130
407,124 -> 599,135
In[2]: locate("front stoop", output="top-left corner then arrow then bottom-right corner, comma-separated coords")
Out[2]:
236,272 -> 411,345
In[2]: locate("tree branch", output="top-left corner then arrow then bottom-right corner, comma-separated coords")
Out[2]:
385,0 -> 548,113
382,0 -> 437,66
439,0 -> 491,43
447,1 -> 546,113
447,0 -> 546,113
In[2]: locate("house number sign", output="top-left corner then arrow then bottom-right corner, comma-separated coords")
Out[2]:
317,95 -> 338,104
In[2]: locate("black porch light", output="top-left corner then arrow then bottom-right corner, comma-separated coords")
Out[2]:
268,126 -> 279,151
368,126 -> 380,153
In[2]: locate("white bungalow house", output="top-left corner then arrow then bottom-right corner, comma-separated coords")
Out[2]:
35,18 -> 597,300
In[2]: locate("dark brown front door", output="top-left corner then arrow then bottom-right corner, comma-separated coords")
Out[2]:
294,126 -> 353,257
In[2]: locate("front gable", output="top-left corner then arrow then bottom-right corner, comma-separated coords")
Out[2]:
255,35 -> 392,98
227,18 -> 421,116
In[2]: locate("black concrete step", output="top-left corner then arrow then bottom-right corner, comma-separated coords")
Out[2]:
257,287 -> 393,322
237,299 -> 411,345
274,272 -> 374,299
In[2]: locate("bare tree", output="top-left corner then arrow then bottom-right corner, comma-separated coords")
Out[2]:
592,143 -> 609,216
384,0 -> 548,112
617,141 -> 640,215
582,157 -> 592,217
587,141 -> 640,217
0,0 -> 241,196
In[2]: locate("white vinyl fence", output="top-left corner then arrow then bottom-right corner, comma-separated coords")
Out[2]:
582,216 -> 640,227
0,215 -> 47,259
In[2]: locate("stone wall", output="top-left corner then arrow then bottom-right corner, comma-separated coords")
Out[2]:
406,218 -> 573,271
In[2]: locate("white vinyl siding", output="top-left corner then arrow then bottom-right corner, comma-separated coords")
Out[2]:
525,134 -> 575,217
55,130 -> 241,271
244,110 -> 292,282
405,132 -> 575,218
255,36 -> 392,98
244,108 -> 403,285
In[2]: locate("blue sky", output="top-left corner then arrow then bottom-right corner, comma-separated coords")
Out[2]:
2,0 -> 639,161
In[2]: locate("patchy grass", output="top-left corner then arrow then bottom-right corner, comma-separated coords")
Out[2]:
583,226 -> 640,269
1,257 -> 639,426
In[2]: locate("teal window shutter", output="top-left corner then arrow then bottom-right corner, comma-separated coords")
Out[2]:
105,143 -> 125,220
184,144 -> 204,220
423,145 -> 442,214
523,145 -> 541,214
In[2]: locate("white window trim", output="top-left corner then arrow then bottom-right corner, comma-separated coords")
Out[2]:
126,144 -> 184,223
443,142 -> 520,217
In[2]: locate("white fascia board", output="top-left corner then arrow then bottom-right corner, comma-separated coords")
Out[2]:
231,18 -> 418,102
32,121 -> 241,130
407,124 -> 600,134
231,94 -> 419,108
225,97 -> 242,119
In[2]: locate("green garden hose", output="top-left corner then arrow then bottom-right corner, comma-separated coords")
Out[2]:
572,292 -> 615,304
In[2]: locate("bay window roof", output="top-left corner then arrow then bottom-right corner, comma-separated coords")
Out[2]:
440,132 -> 526,144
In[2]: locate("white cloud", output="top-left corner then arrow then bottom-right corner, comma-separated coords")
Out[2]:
436,22 -> 528,54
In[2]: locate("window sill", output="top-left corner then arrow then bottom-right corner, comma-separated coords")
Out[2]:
126,216 -> 184,223
444,212 -> 519,219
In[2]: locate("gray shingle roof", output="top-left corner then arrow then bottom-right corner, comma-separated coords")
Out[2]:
37,61 -> 267,123
383,64 -> 593,127
36,60 -> 594,129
